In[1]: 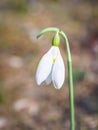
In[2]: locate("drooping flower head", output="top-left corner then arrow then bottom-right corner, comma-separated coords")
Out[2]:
36,32 -> 65,89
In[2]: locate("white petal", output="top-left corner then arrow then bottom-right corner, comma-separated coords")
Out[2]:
45,46 -> 59,85
50,46 -> 59,59
52,50 -> 65,89
45,72 -> 52,85
36,47 -> 55,85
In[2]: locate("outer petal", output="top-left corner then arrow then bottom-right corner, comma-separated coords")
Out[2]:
52,50 -> 65,89
36,52 -> 52,85
45,46 -> 59,85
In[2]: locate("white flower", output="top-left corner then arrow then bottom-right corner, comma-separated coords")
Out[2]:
36,46 -> 65,89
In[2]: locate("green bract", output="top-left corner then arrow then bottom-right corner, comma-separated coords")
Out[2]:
52,32 -> 60,47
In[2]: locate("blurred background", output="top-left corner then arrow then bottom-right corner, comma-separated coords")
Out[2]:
0,0 -> 98,130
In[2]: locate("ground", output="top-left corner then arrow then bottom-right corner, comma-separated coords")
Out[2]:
0,0 -> 98,130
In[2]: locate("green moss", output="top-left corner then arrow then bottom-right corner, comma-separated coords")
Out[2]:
8,0 -> 28,13
0,86 -> 5,104
72,69 -> 86,84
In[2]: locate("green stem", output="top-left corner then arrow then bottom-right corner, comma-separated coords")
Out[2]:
37,27 -> 59,38
60,31 -> 75,130
37,27 -> 75,130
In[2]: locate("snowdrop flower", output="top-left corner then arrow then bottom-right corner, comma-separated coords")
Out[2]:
35,28 -> 75,130
36,33 -> 65,89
